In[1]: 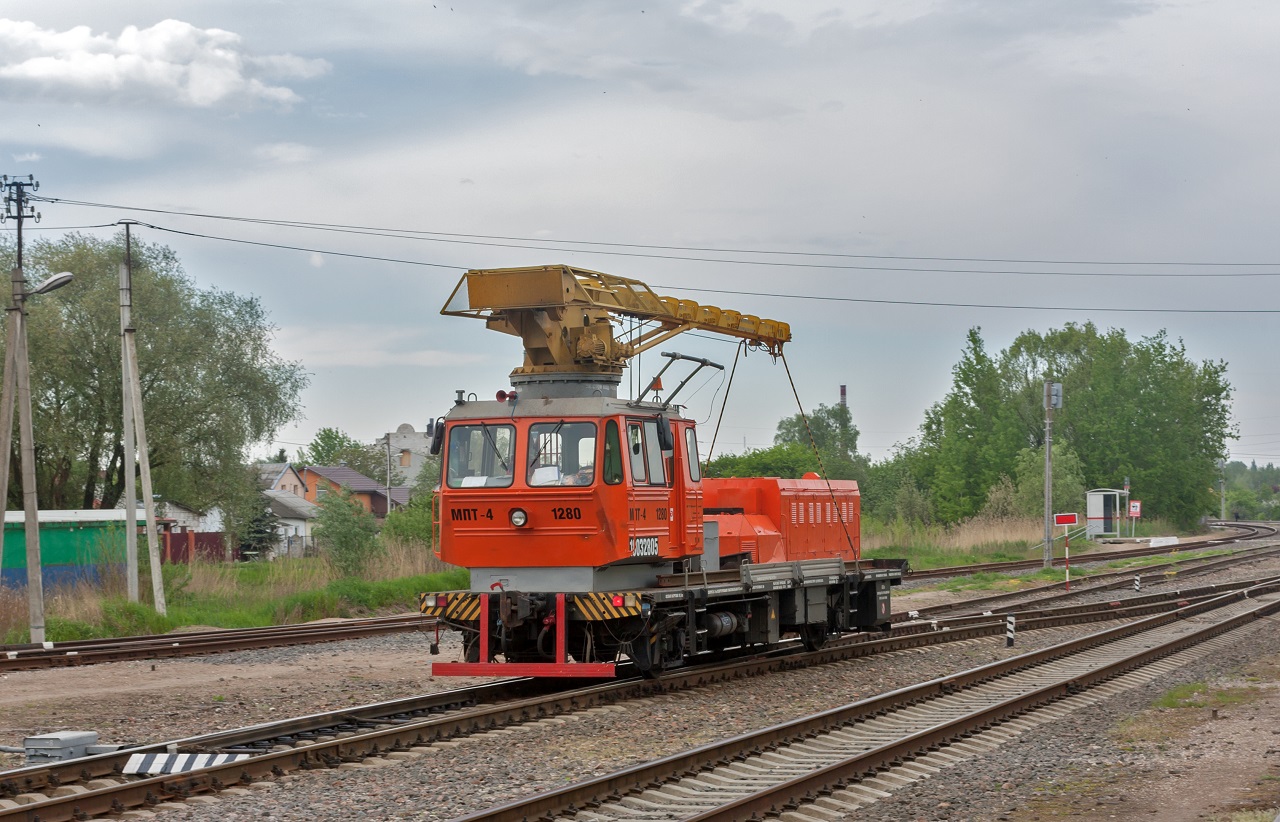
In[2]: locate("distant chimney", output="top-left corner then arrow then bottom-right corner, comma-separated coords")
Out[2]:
839,384 -> 847,407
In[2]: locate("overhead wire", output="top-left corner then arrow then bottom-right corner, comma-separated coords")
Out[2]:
25,194 -> 1280,277
13,218 -> 1274,315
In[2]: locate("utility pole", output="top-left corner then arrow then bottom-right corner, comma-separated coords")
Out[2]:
1043,381 -> 1062,568
1218,459 -> 1226,521
120,222 -> 166,614
120,223 -> 139,602
0,176 -> 74,642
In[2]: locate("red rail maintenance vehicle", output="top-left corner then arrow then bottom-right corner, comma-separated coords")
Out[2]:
418,265 -> 904,677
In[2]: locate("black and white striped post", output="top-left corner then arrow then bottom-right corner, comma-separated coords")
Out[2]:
1133,574 -> 1141,592
1005,613 -> 1016,647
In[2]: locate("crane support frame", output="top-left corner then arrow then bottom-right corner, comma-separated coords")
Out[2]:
441,265 -> 790,375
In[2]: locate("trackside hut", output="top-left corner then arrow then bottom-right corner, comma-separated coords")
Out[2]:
1,510 -> 148,588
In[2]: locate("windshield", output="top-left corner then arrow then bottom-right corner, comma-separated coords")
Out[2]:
527,421 -> 597,487
445,423 -> 515,488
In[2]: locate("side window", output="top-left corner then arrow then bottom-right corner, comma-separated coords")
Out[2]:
685,427 -> 702,482
603,420 -> 623,485
627,422 -> 647,482
642,420 -> 668,486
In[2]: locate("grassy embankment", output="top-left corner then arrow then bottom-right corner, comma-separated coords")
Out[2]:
0,538 -> 465,644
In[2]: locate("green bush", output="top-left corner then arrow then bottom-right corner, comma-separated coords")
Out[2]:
381,493 -> 435,544
313,489 -> 382,576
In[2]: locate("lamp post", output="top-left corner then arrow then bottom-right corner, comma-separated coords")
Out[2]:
0,268 -> 74,644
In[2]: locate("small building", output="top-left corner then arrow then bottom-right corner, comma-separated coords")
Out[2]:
377,423 -> 433,485
297,465 -> 408,518
256,462 -> 307,497
157,500 -> 224,533
264,489 -> 320,558
2,510 -> 148,588
1086,488 -> 1129,539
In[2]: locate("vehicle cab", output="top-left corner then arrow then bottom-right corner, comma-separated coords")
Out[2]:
435,393 -> 705,594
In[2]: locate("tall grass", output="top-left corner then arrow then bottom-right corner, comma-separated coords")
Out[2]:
861,514 -> 1194,570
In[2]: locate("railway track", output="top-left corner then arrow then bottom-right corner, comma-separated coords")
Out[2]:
896,539 -> 1280,624
6,564 -> 1280,821
905,521 -> 1276,580
460,586 -> 1280,821
0,615 -> 435,672
2,523 -> 1269,674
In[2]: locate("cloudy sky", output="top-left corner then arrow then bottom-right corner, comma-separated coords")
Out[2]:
3,1 -> 1278,470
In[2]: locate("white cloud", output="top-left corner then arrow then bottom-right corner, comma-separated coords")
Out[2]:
11,152 -> 41,162
254,142 -> 319,164
0,18 -> 330,108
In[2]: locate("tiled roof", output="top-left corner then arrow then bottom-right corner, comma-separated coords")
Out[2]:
256,462 -> 290,488
264,489 -> 320,520
302,465 -> 384,492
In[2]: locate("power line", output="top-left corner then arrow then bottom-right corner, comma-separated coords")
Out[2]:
27,194 -> 1280,277
106,220 -> 1280,315
652,285 -> 1280,314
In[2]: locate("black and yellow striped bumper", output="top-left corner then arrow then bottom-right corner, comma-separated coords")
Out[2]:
573,592 -> 642,620
418,591 -> 643,622
418,592 -> 482,622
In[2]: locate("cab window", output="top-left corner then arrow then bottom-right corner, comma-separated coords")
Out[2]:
527,421 -> 597,486
626,419 -> 669,486
685,427 -> 702,482
643,420 -> 668,485
603,420 -> 624,485
445,424 -> 515,488
627,422 -> 648,482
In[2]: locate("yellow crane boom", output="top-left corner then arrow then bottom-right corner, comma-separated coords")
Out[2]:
442,265 -> 790,376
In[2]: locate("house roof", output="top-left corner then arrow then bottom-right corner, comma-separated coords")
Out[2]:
264,489 -> 320,520
301,465 -> 385,492
376,487 -> 412,507
256,462 -> 292,488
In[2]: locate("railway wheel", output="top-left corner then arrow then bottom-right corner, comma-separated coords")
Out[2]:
628,633 -> 665,677
462,631 -> 481,663
800,622 -> 829,651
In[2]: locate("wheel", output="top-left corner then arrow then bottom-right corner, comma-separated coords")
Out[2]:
628,634 -> 664,677
463,634 -> 481,663
800,623 -> 829,651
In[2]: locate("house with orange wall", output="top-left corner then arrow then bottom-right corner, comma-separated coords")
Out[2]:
297,465 -> 405,517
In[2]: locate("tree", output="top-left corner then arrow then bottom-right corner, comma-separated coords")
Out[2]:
704,442 -> 820,479
313,488 -> 381,575
0,231 -> 308,512
298,427 -> 404,486
772,402 -> 870,480
1011,444 -> 1087,518
914,328 -> 1025,522
916,323 -> 1234,529
238,495 -> 282,558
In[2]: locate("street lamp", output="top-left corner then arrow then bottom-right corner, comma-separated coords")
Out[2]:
0,269 -> 74,644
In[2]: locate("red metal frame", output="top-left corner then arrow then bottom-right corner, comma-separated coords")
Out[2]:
431,593 -> 617,678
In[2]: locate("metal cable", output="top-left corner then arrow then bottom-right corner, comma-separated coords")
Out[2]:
780,350 -> 861,566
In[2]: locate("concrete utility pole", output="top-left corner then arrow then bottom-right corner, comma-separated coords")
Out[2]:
120,222 -> 166,614
120,223 -> 139,602
0,175 -> 74,643
1043,381 -> 1063,568
1218,459 -> 1226,521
